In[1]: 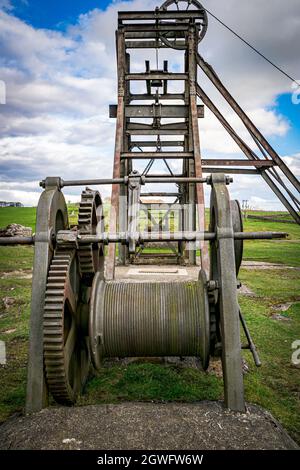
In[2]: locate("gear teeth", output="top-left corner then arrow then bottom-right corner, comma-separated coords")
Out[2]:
77,189 -> 103,279
43,250 -> 77,405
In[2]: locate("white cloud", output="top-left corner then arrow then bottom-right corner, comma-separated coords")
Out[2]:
283,154 -> 300,177
0,0 -> 299,210
0,188 -> 79,207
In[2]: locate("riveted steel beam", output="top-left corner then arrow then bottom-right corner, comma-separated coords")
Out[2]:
121,152 -> 193,159
118,10 -> 206,21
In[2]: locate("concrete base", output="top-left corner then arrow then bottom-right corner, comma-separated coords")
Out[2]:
0,402 -> 298,450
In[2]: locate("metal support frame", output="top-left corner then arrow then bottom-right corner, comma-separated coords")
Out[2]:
106,7 -> 212,272
106,29 -> 126,279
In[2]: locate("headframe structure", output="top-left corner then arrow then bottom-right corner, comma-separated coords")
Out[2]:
107,0 -> 300,278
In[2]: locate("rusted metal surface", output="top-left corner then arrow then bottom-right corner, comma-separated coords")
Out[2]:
89,275 -> 210,370
121,152 -> 194,159
106,26 -> 127,279
202,159 -> 276,167
122,105 -> 204,119
188,25 -> 209,272
118,9 -> 206,21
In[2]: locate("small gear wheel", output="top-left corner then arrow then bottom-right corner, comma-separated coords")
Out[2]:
78,189 -> 104,285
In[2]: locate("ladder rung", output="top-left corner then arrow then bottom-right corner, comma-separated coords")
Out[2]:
123,105 -> 203,119
130,140 -> 184,148
123,23 -> 195,33
119,10 -> 205,21
137,253 -> 178,258
127,129 -> 188,136
201,159 -> 276,167
140,193 -> 181,197
129,94 -> 184,101
124,31 -> 186,40
127,122 -> 188,136
125,73 -> 188,81
140,203 -> 181,209
126,41 -> 185,49
121,152 -> 193,159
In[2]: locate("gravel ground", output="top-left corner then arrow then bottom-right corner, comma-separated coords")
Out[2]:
0,402 -> 298,450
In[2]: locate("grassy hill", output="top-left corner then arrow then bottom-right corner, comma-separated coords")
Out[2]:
0,207 -> 37,231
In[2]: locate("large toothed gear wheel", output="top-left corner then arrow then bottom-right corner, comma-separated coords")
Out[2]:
78,189 -> 104,285
43,249 -> 90,405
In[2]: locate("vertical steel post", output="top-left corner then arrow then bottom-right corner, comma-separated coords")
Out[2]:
188,26 -> 209,272
106,29 -> 126,279
119,51 -> 131,265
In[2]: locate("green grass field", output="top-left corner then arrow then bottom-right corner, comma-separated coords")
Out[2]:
0,207 -> 299,443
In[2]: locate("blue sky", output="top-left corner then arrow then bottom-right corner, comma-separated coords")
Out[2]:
6,0 -> 115,29
270,94 -> 300,155
0,0 -> 299,208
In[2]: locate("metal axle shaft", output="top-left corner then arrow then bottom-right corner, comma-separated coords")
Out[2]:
0,230 -> 287,246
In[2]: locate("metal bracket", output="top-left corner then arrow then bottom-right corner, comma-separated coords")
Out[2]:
128,171 -> 142,253
34,229 -> 55,249
40,177 -> 63,190
207,174 -> 233,186
216,226 -> 234,240
56,230 -> 78,249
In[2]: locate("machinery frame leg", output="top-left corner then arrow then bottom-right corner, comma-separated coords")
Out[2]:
26,185 -> 69,413
210,174 -> 245,412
